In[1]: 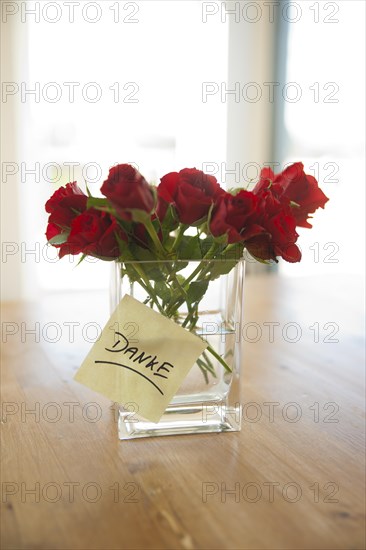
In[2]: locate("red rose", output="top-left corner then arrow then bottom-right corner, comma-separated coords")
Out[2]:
45,181 -> 86,214
59,209 -> 127,259
45,181 -> 87,241
210,190 -> 263,243
101,164 -> 154,220
245,190 -> 301,263
253,163 -> 329,228
157,168 -> 224,224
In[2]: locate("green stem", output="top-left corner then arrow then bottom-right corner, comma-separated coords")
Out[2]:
169,269 -> 188,300
124,239 -> 237,379
129,262 -> 233,377
202,350 -> 215,375
143,218 -> 166,256
165,243 -> 220,317
181,306 -> 197,329
206,344 -> 232,373
170,224 -> 187,253
131,263 -> 165,315
196,360 -> 209,384
183,243 -> 218,287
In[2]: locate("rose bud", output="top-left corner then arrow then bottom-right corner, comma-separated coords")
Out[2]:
157,168 -> 224,225
59,209 -> 127,260
210,190 -> 263,243
45,181 -> 87,243
245,189 -> 301,263
253,162 -> 329,228
101,164 -> 155,220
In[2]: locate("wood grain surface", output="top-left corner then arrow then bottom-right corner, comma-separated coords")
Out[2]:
1,273 -> 365,550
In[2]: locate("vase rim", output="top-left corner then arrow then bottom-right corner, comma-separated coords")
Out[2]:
115,257 -> 246,264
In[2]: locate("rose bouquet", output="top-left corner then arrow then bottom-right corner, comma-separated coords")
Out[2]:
45,162 -> 328,380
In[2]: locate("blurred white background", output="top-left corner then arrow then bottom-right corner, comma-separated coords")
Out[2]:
1,0 -> 365,301
280,2 -> 365,277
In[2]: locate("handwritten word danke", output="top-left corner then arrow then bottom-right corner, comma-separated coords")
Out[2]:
75,294 -> 207,421
102,330 -> 175,389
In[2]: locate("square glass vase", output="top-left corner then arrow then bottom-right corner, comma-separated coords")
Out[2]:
110,258 -> 245,439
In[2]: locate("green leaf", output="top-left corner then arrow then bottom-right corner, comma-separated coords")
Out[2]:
121,263 -> 141,283
207,244 -> 244,280
128,244 -> 165,282
48,232 -> 69,245
212,233 -> 229,246
178,235 -> 202,260
115,232 -> 133,260
216,243 -> 244,261
206,260 -> 235,280
177,235 -> 220,260
75,253 -> 87,266
87,197 -> 109,210
160,204 -> 179,242
129,209 -> 152,223
187,279 -> 209,304
172,260 -> 189,273
130,243 -> 156,262
244,249 -> 272,265
199,235 -> 216,256
154,281 -> 172,303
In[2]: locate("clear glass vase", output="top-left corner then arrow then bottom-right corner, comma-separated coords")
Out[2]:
110,258 -> 245,439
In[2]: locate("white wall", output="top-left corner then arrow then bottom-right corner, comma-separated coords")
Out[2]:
1,15 -> 25,301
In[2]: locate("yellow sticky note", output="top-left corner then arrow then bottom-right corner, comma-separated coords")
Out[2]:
74,294 -> 208,423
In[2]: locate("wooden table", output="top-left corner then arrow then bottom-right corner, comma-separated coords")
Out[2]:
1,273 -> 365,550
